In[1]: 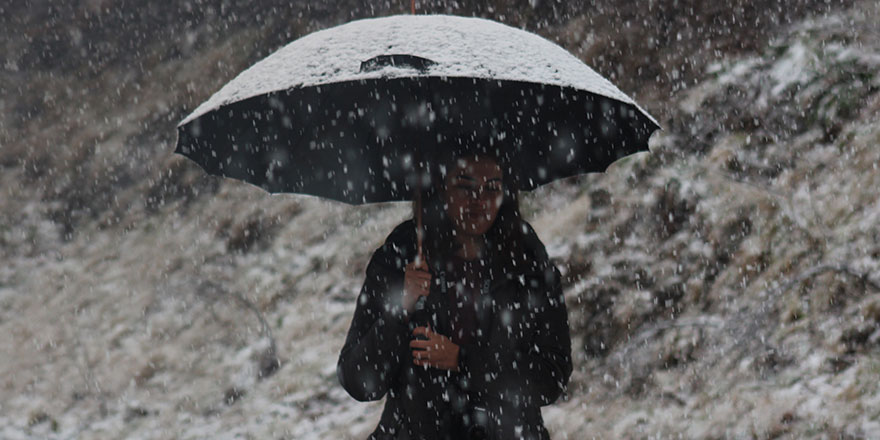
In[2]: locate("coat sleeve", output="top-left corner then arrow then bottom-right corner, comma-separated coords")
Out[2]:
461,264 -> 572,408
519,264 -> 572,406
336,226 -> 412,402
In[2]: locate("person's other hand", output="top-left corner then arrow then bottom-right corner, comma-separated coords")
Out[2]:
403,260 -> 431,316
410,326 -> 460,371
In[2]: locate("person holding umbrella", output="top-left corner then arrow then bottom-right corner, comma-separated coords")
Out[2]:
174,13 -> 659,440
336,139 -> 572,439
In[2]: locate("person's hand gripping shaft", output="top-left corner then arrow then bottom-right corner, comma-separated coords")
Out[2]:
403,254 -> 461,371
402,256 -> 431,318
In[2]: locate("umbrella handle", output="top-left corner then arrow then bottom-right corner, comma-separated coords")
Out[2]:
411,167 -> 430,318
412,188 -> 429,317
414,189 -> 426,269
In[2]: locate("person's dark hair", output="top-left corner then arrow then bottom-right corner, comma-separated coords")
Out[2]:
415,135 -> 531,279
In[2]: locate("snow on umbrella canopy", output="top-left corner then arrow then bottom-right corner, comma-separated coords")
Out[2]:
175,14 -> 660,204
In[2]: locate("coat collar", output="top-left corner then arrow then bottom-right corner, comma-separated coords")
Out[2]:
385,218 -> 555,283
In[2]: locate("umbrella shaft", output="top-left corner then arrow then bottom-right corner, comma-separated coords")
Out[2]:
414,187 -> 425,266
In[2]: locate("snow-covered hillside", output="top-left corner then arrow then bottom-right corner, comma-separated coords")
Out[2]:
1,1 -> 878,438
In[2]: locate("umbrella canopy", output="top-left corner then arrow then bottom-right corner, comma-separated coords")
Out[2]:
176,14 -> 660,204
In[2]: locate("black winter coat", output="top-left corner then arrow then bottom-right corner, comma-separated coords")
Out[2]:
337,220 -> 572,440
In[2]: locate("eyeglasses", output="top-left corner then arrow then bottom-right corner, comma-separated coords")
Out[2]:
449,183 -> 503,200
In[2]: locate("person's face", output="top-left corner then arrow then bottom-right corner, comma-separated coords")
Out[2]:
442,156 -> 504,238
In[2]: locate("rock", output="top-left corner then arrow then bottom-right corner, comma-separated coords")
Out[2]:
124,406 -> 151,422
224,387 -> 246,406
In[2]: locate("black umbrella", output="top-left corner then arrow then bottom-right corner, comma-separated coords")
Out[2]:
176,14 -> 660,258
